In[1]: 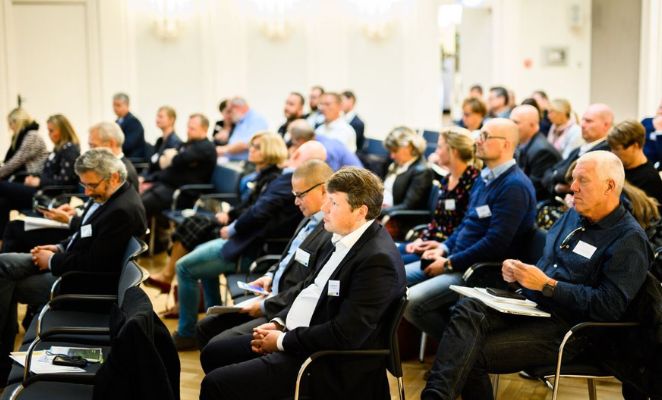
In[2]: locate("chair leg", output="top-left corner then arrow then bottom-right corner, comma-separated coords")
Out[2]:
587,378 -> 597,400
148,217 -> 156,257
419,332 -> 427,362
397,376 -> 405,400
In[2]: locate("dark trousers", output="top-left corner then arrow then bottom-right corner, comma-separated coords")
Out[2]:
0,181 -> 37,234
199,334 -> 305,400
196,313 -> 264,349
422,297 -> 581,400
2,220 -> 71,253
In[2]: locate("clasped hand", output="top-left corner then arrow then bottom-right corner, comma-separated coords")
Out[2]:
250,322 -> 282,354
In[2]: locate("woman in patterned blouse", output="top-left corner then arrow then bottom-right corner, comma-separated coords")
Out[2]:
0,114 -> 80,234
399,127 -> 481,262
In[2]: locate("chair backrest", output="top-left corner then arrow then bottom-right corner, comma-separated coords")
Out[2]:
427,180 -> 442,214
421,130 -> 439,144
211,164 -> 241,194
384,294 -> 409,378
362,138 -> 389,157
117,261 -> 146,307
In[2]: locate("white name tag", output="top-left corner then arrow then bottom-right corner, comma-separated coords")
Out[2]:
294,248 -> 310,267
327,280 -> 340,297
476,205 -> 492,218
573,240 -> 596,259
445,199 -> 456,211
80,224 -> 93,238
151,152 -> 159,163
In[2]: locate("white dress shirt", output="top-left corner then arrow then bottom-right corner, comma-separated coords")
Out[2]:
382,158 -> 417,208
315,117 -> 357,152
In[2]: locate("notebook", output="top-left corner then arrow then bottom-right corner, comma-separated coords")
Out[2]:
450,285 -> 551,318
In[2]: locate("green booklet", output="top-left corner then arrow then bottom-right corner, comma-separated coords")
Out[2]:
49,346 -> 103,363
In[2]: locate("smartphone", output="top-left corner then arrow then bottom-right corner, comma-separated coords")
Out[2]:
486,287 -> 526,301
237,281 -> 270,296
35,205 -> 50,212
52,355 -> 87,368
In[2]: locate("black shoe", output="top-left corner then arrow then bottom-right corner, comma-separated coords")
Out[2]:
518,370 -> 538,380
171,332 -> 197,351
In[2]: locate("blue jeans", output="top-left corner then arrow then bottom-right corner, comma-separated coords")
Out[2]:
396,242 -> 420,264
404,261 -> 464,339
176,239 -> 239,338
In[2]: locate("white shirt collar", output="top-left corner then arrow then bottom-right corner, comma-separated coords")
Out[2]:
331,219 -> 375,251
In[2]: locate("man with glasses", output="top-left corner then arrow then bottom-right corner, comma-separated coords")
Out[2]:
403,118 -> 536,340
0,148 -> 147,386
196,159 -> 334,349
422,150 -> 651,399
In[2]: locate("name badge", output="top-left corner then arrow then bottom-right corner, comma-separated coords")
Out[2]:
327,280 -> 340,297
573,240 -> 596,259
151,152 -> 159,163
476,205 -> 492,218
444,199 -> 456,211
48,152 -> 56,161
294,248 -> 310,267
80,224 -> 93,238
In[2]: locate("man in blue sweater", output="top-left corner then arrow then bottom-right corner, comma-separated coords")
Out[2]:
422,150 -> 651,400
403,118 -> 536,339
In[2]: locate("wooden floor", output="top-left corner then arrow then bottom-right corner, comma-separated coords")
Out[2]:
11,252 -> 625,400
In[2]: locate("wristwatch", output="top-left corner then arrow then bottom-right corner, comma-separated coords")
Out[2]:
542,280 -> 557,297
443,258 -> 453,273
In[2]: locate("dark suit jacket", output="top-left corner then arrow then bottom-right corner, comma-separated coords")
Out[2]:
50,181 -> 147,275
262,220 -> 332,320
221,172 -> 302,261
383,157 -> 433,212
277,221 -> 406,399
517,132 -> 561,200
542,140 -> 610,195
143,133 -> 183,181
118,112 -> 146,159
120,156 -> 139,190
349,114 -> 365,151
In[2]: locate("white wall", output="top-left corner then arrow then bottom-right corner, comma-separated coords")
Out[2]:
0,0 -> 443,153
639,0 -> 662,118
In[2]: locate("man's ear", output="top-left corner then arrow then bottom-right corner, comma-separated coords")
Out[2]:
606,178 -> 615,194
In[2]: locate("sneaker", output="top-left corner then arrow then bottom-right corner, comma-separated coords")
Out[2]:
171,332 -> 197,351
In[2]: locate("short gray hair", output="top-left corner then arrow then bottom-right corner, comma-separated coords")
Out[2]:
90,121 -> 125,146
113,92 -> 130,104
577,150 -> 625,195
75,148 -> 127,182
384,126 -> 427,157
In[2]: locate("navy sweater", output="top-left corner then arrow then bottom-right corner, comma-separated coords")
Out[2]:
444,164 -> 536,271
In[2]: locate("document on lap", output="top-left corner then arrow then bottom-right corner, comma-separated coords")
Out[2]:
206,296 -> 260,315
450,285 -> 551,318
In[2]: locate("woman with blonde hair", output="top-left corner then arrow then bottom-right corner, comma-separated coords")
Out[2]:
1,108 -> 48,180
547,99 -> 583,159
400,126 -> 481,263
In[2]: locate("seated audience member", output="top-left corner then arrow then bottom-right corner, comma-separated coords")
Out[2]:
112,92 -> 146,159
382,126 -> 432,212
511,104 -> 561,200
340,90 -> 366,151
144,131 -> 287,291
278,92 -> 305,138
457,97 -> 487,131
170,138 -> 323,350
314,92 -> 357,152
196,160 -> 334,348
199,167 -> 406,399
401,127 -> 481,261
404,119 -> 536,340
421,151 -> 651,400
468,84 -> 483,100
547,98 -> 583,158
608,120 -> 662,207
542,103 -> 613,197
1,108 -> 48,181
0,121 -> 139,254
212,99 -> 234,146
288,119 -> 362,171
487,86 -> 511,118
641,97 -> 662,163
216,97 -> 268,162
0,114 -> 80,234
141,113 -> 216,250
140,106 -> 183,193
304,85 -> 325,129
0,148 -> 147,386
531,90 -> 552,135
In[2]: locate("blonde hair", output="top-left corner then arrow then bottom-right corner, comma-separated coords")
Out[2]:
158,105 -> 177,122
384,126 -> 427,158
250,131 -> 288,166
440,126 -> 482,169
7,108 -> 35,147
623,182 -> 660,230
47,114 -> 80,150
550,98 -> 578,123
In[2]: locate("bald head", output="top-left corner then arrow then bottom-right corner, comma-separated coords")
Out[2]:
510,105 -> 540,142
581,103 -> 614,142
476,118 -> 519,168
289,140 -> 327,169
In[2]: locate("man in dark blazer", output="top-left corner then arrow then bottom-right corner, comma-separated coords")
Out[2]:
113,92 -> 146,159
0,148 -> 147,386
511,105 -> 561,200
196,160 -> 334,348
199,167 -> 406,400
341,91 -> 366,151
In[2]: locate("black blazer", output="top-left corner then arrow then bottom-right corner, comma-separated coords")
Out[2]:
118,112 -> 146,159
542,140 -> 610,195
51,181 -> 147,275
120,156 -> 139,190
517,132 -> 561,200
143,133 -> 183,181
348,114 -> 365,151
263,220 -> 332,320
153,138 -> 217,189
277,221 -> 406,399
384,157 -> 433,212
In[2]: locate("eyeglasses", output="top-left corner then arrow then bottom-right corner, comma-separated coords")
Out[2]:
559,226 -> 586,249
479,130 -> 508,142
79,178 -> 105,190
292,182 -> 323,199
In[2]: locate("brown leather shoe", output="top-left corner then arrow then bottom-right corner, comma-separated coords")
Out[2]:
171,332 -> 197,351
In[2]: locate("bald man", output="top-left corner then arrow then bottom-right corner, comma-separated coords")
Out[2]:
403,118 -> 537,340
511,105 -> 560,200
543,103 -> 613,196
288,140 -> 327,168
422,151 -> 651,399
